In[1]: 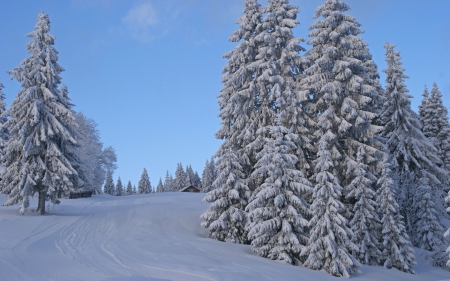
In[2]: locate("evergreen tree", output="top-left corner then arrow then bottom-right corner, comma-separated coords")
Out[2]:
163,170 -> 172,192
301,135 -> 360,277
193,171 -> 202,189
174,163 -> 186,191
300,0 -> 384,275
201,146 -> 250,244
185,165 -> 195,186
126,180 -> 133,195
156,178 -> 163,193
380,43 -> 446,243
376,156 -> 415,273
0,82 -> 10,154
0,13 -> 80,214
138,168 -> 151,194
413,174 -> 444,251
346,146 -> 382,265
202,160 -> 213,192
243,0 -> 314,264
116,177 -> 123,196
73,112 -> 105,194
133,185 -> 137,195
214,0 -> 263,196
103,170 -> 115,195
420,83 -> 450,188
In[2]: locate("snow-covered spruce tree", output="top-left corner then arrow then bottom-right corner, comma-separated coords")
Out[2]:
346,146 -> 382,265
103,170 -> 115,195
0,13 -> 80,214
201,145 -> 250,244
214,0 -> 263,195
420,83 -> 450,187
138,168 -> 151,194
299,0 -> 383,273
0,82 -> 10,153
201,159 -> 211,192
156,178 -> 163,193
243,0 -> 314,264
445,192 -> 450,267
185,165 -> 194,186
193,171 -> 202,189
74,112 -> 105,194
376,156 -> 416,273
133,185 -> 137,194
116,177 -> 124,196
380,43 -> 446,246
301,134 -> 360,277
126,181 -> 133,196
413,174 -> 445,251
163,171 -> 172,192
174,163 -> 186,191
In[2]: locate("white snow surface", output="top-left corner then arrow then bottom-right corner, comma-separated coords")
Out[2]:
0,193 -> 449,281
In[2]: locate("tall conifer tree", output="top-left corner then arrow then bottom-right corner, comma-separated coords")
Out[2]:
0,13 -> 80,214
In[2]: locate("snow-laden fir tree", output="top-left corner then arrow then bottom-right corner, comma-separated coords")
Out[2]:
201,145 -> 250,244
201,160 -> 211,192
193,171 -> 202,189
74,112 -> 106,194
103,170 -> 115,195
156,178 -> 163,193
185,165 -> 194,186
174,163 -> 186,191
413,173 -> 445,251
0,13 -> 80,214
419,83 -> 450,188
163,171 -> 172,192
126,180 -> 133,196
116,177 -> 124,196
0,82 -> 10,154
133,185 -> 137,194
243,0 -> 314,264
299,0 -> 383,274
138,168 -> 152,194
380,43 -> 446,246
214,0 -> 263,195
376,156 -> 416,273
301,134 -> 360,277
346,146 -> 382,265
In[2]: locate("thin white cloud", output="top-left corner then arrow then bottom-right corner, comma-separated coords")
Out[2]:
122,2 -> 159,42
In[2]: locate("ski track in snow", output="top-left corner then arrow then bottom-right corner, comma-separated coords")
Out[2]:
1,193 -> 450,281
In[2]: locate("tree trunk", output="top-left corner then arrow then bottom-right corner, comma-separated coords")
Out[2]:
38,190 -> 46,215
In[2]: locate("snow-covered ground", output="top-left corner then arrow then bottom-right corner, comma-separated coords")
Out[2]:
0,193 -> 449,281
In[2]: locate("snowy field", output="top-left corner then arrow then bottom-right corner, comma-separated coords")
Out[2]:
0,193 -> 450,281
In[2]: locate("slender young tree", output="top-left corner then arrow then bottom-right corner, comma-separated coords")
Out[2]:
201,146 -> 250,244
163,171 -> 172,192
156,178 -> 163,193
116,177 -> 124,196
133,185 -> 137,195
376,156 -> 416,273
103,170 -> 115,195
0,13 -> 80,214
420,83 -> 450,188
126,180 -> 133,196
380,43 -> 446,244
346,146 -> 382,265
0,82 -> 10,154
138,168 -> 151,194
174,163 -> 186,191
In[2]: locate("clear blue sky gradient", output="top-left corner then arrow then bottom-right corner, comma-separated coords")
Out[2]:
0,0 -> 448,187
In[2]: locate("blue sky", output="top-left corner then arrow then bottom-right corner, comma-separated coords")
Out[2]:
0,0 -> 448,187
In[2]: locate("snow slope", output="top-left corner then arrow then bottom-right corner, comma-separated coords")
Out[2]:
0,193 -> 449,281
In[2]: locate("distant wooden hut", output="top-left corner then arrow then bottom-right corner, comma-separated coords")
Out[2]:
179,185 -> 201,193
69,190 -> 93,199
